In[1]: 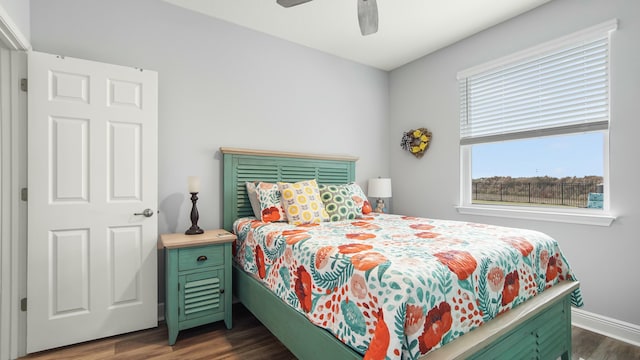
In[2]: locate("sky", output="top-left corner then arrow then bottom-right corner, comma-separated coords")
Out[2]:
472,132 -> 604,179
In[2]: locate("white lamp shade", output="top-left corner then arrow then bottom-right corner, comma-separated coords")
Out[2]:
368,178 -> 392,198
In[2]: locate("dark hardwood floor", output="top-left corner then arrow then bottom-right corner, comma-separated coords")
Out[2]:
22,304 -> 296,360
22,303 -> 640,359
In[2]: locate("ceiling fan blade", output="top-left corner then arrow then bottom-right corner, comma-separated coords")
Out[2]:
357,0 -> 378,35
277,0 -> 313,7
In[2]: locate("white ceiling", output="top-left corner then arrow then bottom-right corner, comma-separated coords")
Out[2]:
163,0 -> 550,71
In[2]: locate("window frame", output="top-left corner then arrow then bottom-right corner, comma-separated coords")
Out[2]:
456,20 -> 617,227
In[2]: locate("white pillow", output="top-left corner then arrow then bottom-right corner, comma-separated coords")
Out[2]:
245,182 -> 262,218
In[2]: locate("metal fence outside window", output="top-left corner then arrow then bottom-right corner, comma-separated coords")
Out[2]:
472,182 -> 602,208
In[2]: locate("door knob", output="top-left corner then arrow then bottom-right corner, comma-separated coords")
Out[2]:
134,208 -> 154,217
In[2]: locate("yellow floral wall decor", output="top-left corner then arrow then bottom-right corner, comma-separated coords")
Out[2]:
400,127 -> 432,158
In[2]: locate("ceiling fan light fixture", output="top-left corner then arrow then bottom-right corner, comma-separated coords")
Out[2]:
358,0 -> 379,36
276,0 -> 379,36
276,0 -> 313,7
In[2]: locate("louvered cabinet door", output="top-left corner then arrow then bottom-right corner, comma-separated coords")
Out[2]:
179,270 -> 225,322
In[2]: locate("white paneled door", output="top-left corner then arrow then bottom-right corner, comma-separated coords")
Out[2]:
27,51 -> 158,353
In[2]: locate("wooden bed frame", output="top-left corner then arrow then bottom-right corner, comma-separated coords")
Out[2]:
221,147 -> 578,360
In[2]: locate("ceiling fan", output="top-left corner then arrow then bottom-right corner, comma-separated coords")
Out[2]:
277,0 -> 379,36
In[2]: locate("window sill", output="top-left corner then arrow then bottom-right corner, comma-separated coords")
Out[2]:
456,205 -> 615,227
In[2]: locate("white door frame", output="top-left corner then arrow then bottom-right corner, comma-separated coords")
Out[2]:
0,4 -> 29,360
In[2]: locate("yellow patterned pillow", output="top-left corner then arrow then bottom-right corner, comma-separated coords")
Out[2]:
277,179 -> 329,225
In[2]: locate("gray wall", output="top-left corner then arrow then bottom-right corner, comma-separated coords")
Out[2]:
30,0 -> 390,234
30,0 -> 389,304
390,0 -> 640,326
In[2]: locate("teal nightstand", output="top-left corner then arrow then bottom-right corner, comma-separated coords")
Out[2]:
160,229 -> 235,345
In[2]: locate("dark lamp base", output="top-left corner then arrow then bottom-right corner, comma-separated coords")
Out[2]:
185,226 -> 204,235
185,192 -> 204,235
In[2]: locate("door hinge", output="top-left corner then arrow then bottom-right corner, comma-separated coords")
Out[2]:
21,188 -> 27,201
20,78 -> 27,92
21,298 -> 27,311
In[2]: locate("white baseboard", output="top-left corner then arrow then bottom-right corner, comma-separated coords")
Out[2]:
572,308 -> 640,347
158,302 -> 165,322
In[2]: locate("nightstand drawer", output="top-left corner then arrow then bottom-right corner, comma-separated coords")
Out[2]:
178,245 -> 224,271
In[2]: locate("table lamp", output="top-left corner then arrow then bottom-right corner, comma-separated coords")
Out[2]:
368,178 -> 392,213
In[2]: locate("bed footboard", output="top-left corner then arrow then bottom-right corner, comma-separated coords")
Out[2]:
424,280 -> 577,360
234,262 -> 577,360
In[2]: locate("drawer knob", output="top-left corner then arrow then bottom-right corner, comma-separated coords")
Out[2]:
196,255 -> 208,262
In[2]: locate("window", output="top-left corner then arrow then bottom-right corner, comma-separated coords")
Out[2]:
457,20 -> 617,226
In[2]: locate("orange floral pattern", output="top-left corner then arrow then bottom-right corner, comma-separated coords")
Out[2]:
351,273 -> 368,299
315,246 -> 335,269
487,267 -> 505,292
404,304 -> 425,335
501,270 -> 520,306
433,250 -> 478,280
346,232 -> 377,240
255,245 -> 266,279
261,206 -> 281,222
338,243 -> 373,254
233,212 -> 582,360
350,252 -> 389,271
409,224 -> 435,231
297,223 -> 320,228
501,236 -> 534,257
295,266 -> 312,313
415,232 -> 441,239
418,302 -> 453,353
364,308 -> 390,360
282,229 -> 311,245
546,255 -> 559,282
352,221 -> 381,230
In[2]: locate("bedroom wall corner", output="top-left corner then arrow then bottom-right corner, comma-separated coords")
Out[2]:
389,0 -> 640,334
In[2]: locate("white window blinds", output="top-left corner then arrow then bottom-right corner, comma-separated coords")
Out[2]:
458,20 -> 617,145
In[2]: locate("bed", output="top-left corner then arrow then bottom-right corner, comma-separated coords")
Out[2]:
221,147 -> 582,360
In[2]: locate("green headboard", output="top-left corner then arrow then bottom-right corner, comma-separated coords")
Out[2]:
221,147 -> 358,231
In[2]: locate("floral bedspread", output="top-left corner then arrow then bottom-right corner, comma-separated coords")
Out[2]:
233,213 -> 582,360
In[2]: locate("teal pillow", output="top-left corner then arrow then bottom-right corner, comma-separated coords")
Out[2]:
319,184 -> 359,221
